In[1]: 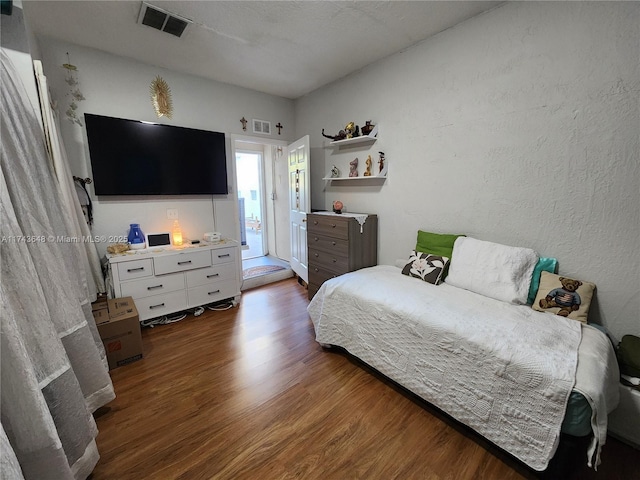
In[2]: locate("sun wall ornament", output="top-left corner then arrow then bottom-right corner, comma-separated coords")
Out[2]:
150,76 -> 173,119
62,52 -> 86,126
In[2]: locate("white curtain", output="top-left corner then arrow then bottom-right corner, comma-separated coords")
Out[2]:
1,51 -> 115,480
33,60 -> 105,299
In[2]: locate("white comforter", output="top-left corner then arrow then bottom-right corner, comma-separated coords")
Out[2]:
308,265 -> 619,471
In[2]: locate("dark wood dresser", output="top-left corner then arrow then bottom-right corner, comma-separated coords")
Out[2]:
307,212 -> 378,300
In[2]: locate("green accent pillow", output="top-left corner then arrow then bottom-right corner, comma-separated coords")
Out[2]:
527,257 -> 558,305
415,230 -> 464,259
415,231 -> 464,280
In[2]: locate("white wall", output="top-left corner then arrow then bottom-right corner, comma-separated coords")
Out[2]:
295,2 -> 640,340
36,38 -> 295,256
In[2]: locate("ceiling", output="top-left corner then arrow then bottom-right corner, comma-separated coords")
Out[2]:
22,1 -> 501,99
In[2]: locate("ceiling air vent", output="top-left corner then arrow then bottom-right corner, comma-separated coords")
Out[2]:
138,2 -> 191,38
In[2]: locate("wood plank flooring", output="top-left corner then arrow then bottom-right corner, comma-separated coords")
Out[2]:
92,279 -> 636,479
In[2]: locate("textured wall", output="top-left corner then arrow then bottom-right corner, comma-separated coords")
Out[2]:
36,39 -> 295,256
296,2 -> 639,339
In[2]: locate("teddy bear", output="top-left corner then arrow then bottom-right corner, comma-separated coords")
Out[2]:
539,277 -> 582,317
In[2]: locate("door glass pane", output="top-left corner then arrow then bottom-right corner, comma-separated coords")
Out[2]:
236,152 -> 264,259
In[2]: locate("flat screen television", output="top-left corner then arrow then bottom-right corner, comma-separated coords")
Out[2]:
84,113 -> 228,195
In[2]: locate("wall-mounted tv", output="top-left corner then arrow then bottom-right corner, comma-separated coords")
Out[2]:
84,113 -> 228,195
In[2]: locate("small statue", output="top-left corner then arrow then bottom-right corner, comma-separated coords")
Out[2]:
322,128 -> 346,141
364,155 -> 372,176
362,121 -> 375,136
378,151 -> 385,174
349,157 -> 359,177
330,165 -> 340,178
333,200 -> 343,214
345,121 -> 356,139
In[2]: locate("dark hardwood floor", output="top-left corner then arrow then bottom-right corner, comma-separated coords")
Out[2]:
92,278 -> 636,479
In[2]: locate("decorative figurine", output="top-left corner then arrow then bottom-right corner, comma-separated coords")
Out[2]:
333,200 -> 344,214
349,157 -> 359,177
362,121 -> 375,136
330,165 -> 340,178
344,121 -> 359,138
322,128 -> 346,141
364,155 -> 372,176
378,151 -> 385,174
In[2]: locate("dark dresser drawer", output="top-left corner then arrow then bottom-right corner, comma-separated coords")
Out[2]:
307,215 -> 349,240
309,247 -> 348,274
309,264 -> 342,287
308,234 -> 349,256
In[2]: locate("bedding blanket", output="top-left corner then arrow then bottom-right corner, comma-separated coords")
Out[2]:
309,265 -> 585,471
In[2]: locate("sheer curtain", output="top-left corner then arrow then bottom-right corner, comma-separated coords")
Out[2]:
33,60 -> 105,300
1,51 -> 115,480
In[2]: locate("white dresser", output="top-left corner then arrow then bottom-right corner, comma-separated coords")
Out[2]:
107,241 -> 241,321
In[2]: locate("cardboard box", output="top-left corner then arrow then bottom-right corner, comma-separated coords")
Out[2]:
94,296 -> 143,370
91,294 -> 108,311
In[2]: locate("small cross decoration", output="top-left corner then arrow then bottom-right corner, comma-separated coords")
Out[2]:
240,117 -> 247,131
276,122 -> 283,135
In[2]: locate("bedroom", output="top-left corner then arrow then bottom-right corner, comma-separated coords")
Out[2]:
2,1 -> 638,479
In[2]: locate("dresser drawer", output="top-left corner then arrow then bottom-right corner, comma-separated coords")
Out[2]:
211,247 -> 237,265
117,258 -> 153,281
120,272 -> 185,299
187,280 -> 238,307
309,264 -> 342,287
308,215 -> 349,240
309,248 -> 348,274
308,234 -> 349,256
185,263 -> 237,288
154,249 -> 212,275
135,290 -> 187,321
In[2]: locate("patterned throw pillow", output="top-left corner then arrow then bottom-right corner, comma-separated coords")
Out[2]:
532,271 -> 596,323
401,251 -> 450,285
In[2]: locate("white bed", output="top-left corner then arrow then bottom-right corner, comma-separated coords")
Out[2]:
308,264 -> 620,471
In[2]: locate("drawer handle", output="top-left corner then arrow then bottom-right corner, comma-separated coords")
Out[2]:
147,284 -> 163,290
314,253 -> 319,257
217,254 -> 231,258
127,267 -> 144,272
149,303 -> 165,309
314,237 -> 319,242
332,259 -> 337,263
332,241 -> 336,246
208,289 -> 221,295
314,268 -> 319,272
313,221 -> 318,225
178,260 -> 192,265
207,273 -> 220,278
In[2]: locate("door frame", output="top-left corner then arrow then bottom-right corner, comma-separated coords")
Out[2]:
229,134 -> 288,259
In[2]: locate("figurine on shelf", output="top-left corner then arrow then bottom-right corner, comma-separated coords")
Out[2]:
362,121 -> 375,136
333,200 -> 344,214
322,128 -> 346,141
364,155 -> 372,176
345,121 -> 359,139
330,165 -> 340,178
349,157 -> 359,177
378,151 -> 386,175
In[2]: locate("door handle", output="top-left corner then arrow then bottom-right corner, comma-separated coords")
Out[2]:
302,218 -> 307,222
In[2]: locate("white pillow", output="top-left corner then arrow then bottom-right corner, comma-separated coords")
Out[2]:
445,237 -> 539,304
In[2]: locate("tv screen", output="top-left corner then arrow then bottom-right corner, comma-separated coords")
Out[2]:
84,114 -> 228,195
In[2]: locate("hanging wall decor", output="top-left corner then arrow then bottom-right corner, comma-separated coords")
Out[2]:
150,75 -> 173,118
62,52 -> 86,126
